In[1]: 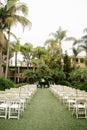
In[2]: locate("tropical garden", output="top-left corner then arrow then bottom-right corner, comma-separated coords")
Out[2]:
0,1 -> 87,130
0,0 -> 87,91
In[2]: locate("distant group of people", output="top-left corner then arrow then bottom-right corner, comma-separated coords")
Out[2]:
37,78 -> 50,88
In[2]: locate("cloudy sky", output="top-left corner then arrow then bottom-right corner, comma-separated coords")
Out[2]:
12,0 -> 87,55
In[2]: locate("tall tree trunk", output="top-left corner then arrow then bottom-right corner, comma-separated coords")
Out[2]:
5,27 -> 10,79
0,49 -> 3,76
59,42 -> 63,70
59,42 -> 62,58
14,51 -> 17,83
73,57 -> 76,69
0,32 -> 5,77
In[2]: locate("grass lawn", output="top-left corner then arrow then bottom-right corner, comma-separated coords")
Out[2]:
0,88 -> 87,130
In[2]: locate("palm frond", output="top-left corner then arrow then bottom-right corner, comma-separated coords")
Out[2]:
0,2 -> 4,8
72,46 -> 81,56
83,28 -> 87,33
45,39 -> 56,45
79,44 -> 87,49
49,32 -> 55,38
6,0 -> 17,10
66,37 -> 81,45
82,35 -> 87,39
66,37 -> 76,41
6,1 -> 29,16
10,32 -> 19,41
16,3 -> 29,16
15,15 -> 32,30
49,26 -> 67,43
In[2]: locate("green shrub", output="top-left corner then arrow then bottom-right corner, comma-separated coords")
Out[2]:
70,68 -> 87,82
71,81 -> 87,91
58,80 -> 71,86
0,77 -> 15,90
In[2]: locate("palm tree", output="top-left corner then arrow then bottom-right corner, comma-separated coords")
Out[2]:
80,29 -> 87,57
46,26 -> 67,57
77,28 -> 87,66
0,0 -> 32,78
0,1 -> 7,76
0,32 -> 6,76
20,43 -> 33,68
11,39 -> 20,82
33,46 -> 47,65
45,39 -> 60,56
11,39 -> 20,67
45,27 -> 67,70
71,47 -> 81,69
66,36 -> 83,69
45,26 -> 67,68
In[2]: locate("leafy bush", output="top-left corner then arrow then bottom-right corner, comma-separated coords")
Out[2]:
58,80 -> 71,86
0,77 -> 15,90
70,68 -> 87,82
71,81 -> 87,91
50,69 -> 66,84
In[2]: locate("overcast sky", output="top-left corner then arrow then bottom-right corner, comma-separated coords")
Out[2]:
11,0 -> 87,56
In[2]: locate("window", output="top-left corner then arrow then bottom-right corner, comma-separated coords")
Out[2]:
76,58 -> 78,62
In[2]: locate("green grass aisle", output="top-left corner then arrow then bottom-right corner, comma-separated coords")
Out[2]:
0,88 -> 87,130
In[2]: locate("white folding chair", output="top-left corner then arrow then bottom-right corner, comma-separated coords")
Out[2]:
66,94 -> 76,110
8,98 -> 22,119
0,98 -> 10,119
72,98 -> 87,119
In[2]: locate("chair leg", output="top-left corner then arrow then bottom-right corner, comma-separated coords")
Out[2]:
5,108 -> 8,119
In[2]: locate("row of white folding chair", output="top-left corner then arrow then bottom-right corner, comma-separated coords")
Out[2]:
50,85 -> 76,103
0,95 -> 23,119
6,93 -> 26,111
5,89 -> 36,111
60,91 -> 87,119
6,87 -> 36,105
50,85 -> 87,119
0,85 -> 37,119
66,92 -> 87,110
0,92 -> 35,119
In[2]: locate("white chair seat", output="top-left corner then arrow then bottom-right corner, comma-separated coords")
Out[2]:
73,104 -> 85,109
0,103 -> 10,108
10,104 -> 21,109
67,99 -> 76,103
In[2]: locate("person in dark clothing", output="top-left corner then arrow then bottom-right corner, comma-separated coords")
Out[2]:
37,78 -> 50,88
